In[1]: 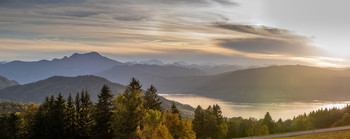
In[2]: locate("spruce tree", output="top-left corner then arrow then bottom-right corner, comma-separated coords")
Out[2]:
76,90 -> 94,137
66,93 -> 78,138
144,85 -> 163,112
192,105 -> 204,138
52,93 -> 67,138
213,104 -> 223,125
262,112 -> 275,134
128,77 -> 142,90
33,94 -> 68,138
171,102 -> 181,119
113,78 -> 145,139
94,85 -> 114,138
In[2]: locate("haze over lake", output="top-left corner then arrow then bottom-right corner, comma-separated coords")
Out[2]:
160,94 -> 350,120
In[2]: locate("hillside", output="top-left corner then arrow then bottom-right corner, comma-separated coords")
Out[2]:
156,65 -> 350,103
0,75 -> 194,116
96,64 -> 206,88
0,75 -> 19,89
0,52 -> 123,84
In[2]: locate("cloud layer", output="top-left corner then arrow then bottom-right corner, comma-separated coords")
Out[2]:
0,0 -> 346,67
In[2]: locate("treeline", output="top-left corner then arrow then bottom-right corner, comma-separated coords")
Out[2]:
224,105 -> 350,138
0,78 -> 197,139
2,78 -> 350,138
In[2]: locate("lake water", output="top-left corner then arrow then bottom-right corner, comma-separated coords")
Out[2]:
160,94 -> 350,120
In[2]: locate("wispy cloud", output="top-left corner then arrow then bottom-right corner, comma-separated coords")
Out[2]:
0,0 -> 347,67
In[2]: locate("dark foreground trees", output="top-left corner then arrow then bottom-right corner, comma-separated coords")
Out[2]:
93,85 -> 114,138
192,105 -> 227,139
0,78 -> 196,139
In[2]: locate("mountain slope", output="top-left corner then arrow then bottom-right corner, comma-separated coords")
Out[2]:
0,75 -> 125,102
96,64 -> 206,88
157,65 -> 350,103
0,52 -> 123,84
0,75 -> 194,117
0,75 -> 19,89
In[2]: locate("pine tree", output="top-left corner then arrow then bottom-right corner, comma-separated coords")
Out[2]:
33,94 -> 68,138
262,112 -> 275,134
94,85 -> 114,138
33,96 -> 54,138
143,85 -> 163,112
76,90 -> 94,137
52,93 -> 67,138
113,78 -> 145,139
192,105 -> 204,138
66,93 -> 78,138
192,105 -> 227,139
171,102 -> 181,119
128,77 -> 142,90
213,104 -> 223,125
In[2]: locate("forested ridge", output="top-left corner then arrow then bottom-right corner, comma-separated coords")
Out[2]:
2,78 -> 350,138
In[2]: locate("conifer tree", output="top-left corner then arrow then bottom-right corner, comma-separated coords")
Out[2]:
33,94 -> 67,138
52,93 -> 67,138
213,104 -> 223,125
262,112 -> 275,134
94,85 -> 114,138
76,90 -> 94,137
113,78 -> 145,139
193,105 -> 227,139
192,105 -> 204,138
66,93 -> 78,138
171,102 -> 181,119
143,85 -> 163,112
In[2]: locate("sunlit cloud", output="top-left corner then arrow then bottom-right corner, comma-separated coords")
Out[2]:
0,0 -> 348,67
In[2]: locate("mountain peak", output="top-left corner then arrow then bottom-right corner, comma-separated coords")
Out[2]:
69,52 -> 103,59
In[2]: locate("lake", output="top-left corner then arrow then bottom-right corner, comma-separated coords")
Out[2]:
160,94 -> 350,120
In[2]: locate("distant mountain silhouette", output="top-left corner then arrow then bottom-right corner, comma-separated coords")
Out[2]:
0,52 -> 245,87
183,64 -> 243,75
0,75 -> 19,89
0,75 -> 194,116
156,65 -> 350,103
0,52 -> 124,84
126,59 -> 165,65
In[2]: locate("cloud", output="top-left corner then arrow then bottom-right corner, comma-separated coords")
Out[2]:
218,38 -> 321,57
211,0 -> 238,5
215,23 -> 306,40
214,22 -> 326,57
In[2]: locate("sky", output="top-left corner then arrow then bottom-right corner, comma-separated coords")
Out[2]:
0,0 -> 349,67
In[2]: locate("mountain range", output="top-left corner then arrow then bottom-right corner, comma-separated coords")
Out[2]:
156,65 -> 350,103
0,52 -> 123,84
96,64 -> 205,87
0,52 -> 240,86
2,52 -> 350,104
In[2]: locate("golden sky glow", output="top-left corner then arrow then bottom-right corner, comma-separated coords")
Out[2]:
0,0 -> 349,67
